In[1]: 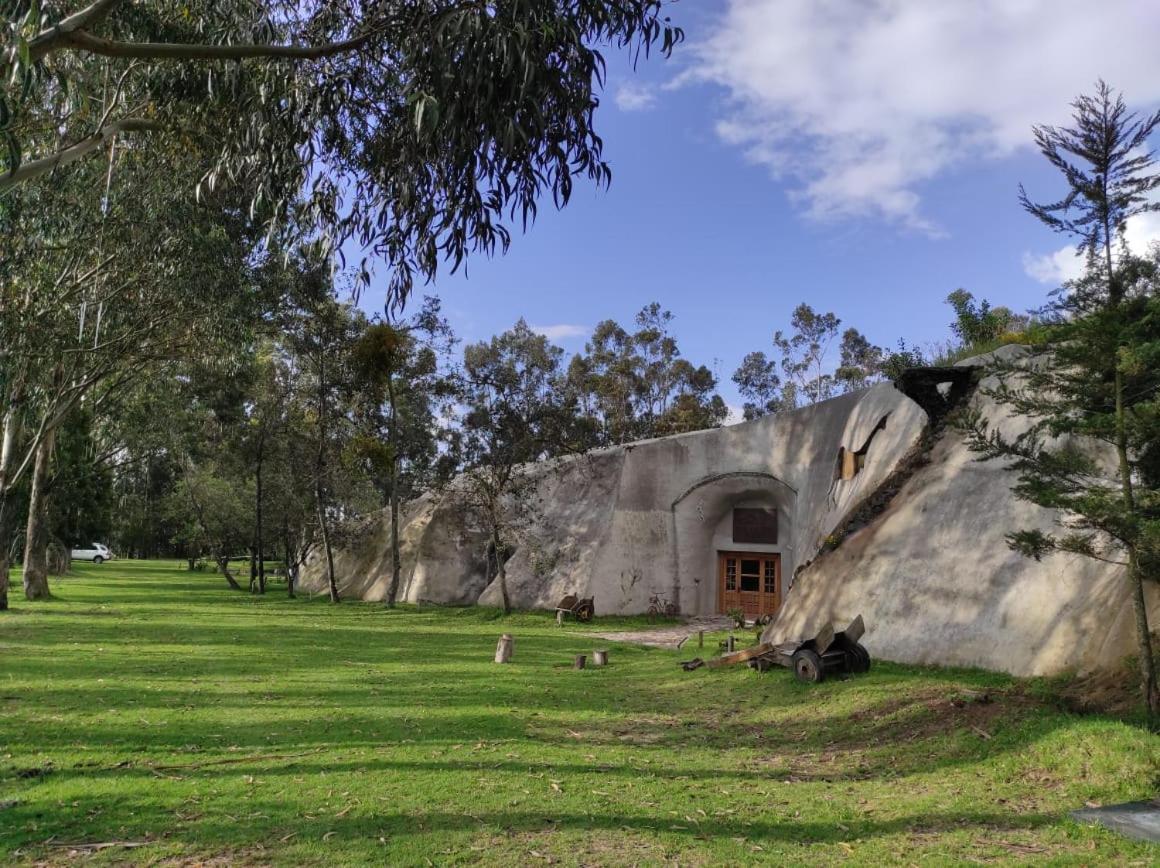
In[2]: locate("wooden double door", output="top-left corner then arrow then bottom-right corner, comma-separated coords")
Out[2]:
718,552 -> 782,617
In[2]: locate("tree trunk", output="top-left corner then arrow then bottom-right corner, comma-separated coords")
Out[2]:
283,519 -> 296,598
387,462 -> 402,607
216,555 -> 242,591
0,390 -> 22,612
0,495 -> 14,612
493,527 -> 511,614
1114,367 -> 1159,718
314,346 -> 339,604
22,427 -> 54,601
316,490 -> 339,603
385,375 -> 402,607
1127,551 -> 1160,718
255,438 -> 266,594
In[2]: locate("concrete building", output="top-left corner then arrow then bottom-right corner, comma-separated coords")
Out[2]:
302,381 -> 925,616
301,347 -> 1157,677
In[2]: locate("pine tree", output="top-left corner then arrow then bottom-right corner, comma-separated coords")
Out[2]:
969,82 -> 1160,718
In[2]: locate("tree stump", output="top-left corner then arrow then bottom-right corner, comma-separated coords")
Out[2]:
573,654 -> 587,670
556,609 -> 564,627
698,630 -> 704,649
592,649 -> 608,667
495,634 -> 514,664
726,635 -> 736,653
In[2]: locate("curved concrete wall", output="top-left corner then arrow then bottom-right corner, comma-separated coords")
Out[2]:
301,382 -> 929,615
763,346 -> 1159,676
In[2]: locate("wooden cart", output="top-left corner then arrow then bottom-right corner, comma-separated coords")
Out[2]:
699,615 -> 870,683
754,615 -> 870,682
555,594 -> 595,623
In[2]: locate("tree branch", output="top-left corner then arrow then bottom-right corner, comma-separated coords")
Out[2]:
27,0 -> 125,62
34,24 -> 378,64
0,117 -> 162,192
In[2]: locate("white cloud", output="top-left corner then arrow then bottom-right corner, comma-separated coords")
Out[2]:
530,323 -> 589,341
1023,210 -> 1160,284
614,81 -> 657,112
1022,246 -> 1086,285
688,1 -> 1160,234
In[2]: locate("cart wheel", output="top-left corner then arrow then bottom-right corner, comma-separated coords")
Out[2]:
575,601 -> 594,622
853,642 -> 871,673
832,635 -> 870,674
791,648 -> 825,684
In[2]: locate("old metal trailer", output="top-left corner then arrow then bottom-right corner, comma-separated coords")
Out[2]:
751,614 -> 871,682
692,615 -> 871,682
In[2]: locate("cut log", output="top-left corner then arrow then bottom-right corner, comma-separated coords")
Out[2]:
707,642 -> 775,669
573,654 -> 587,670
494,634 -> 514,664
592,649 -> 608,667
679,658 -> 705,671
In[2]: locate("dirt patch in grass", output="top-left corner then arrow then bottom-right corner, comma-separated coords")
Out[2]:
1055,632 -> 1160,719
584,616 -> 734,649
503,830 -> 679,866
846,684 -> 1041,742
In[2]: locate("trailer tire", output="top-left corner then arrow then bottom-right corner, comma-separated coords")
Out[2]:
791,648 -> 825,684
853,642 -> 871,673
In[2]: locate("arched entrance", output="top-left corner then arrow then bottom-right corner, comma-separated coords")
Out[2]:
670,472 -> 796,616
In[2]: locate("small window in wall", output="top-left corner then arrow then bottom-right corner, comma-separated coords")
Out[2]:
740,558 -> 761,592
725,557 -> 737,591
837,414 -> 890,481
763,561 -> 777,594
733,508 -> 778,544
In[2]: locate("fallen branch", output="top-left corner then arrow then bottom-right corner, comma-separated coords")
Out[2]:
49,841 -> 149,850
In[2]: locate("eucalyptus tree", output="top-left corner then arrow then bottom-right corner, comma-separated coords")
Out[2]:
349,296 -> 456,607
731,351 -> 783,421
453,320 -> 573,613
567,303 -> 726,445
969,82 -> 1160,718
834,328 -> 884,392
0,134 -> 270,605
3,0 -> 682,305
283,284 -> 366,603
772,303 -> 842,408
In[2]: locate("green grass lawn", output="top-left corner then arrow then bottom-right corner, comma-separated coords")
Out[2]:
1,561 -> 1157,865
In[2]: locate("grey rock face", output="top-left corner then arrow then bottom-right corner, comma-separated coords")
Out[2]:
301,382 -> 927,617
763,345 -> 1158,676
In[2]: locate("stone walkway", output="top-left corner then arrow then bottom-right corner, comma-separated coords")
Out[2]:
584,615 -> 736,649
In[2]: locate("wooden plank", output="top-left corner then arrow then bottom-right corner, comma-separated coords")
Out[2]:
844,614 -> 865,644
814,622 -> 836,655
706,642 -> 775,669
840,448 -> 857,480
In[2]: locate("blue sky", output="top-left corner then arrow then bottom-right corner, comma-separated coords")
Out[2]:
367,0 -> 1160,415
